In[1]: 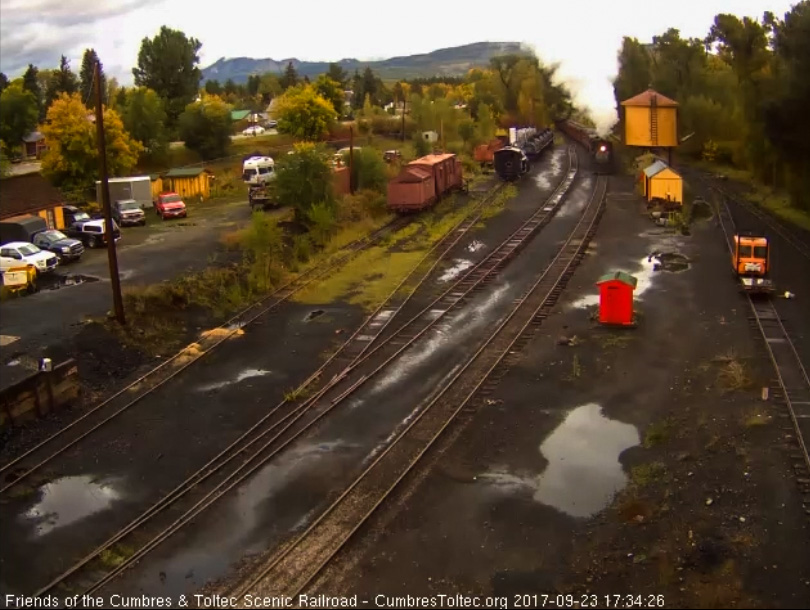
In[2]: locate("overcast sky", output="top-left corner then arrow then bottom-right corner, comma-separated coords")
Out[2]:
0,0 -> 796,130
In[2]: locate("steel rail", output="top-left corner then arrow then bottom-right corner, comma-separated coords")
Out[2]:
70,149 -> 579,599
232,176 -> 608,604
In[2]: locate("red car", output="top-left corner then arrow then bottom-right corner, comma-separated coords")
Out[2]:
155,192 -> 188,220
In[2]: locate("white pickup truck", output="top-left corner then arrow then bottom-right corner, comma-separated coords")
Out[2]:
0,241 -> 59,275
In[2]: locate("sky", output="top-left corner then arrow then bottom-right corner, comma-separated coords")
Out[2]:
0,0 -> 798,132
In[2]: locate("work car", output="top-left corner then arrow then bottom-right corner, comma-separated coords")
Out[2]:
0,241 -> 59,274
113,199 -> 147,226
32,229 -> 85,262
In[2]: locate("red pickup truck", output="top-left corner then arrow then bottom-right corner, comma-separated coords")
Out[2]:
155,192 -> 188,220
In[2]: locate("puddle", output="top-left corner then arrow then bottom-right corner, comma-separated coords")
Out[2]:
197,368 -> 271,392
534,149 -> 564,190
653,252 -> 690,272
305,309 -> 325,322
438,259 -> 474,283
6,360 -> 20,367
478,404 -> 639,518
22,475 -> 121,537
534,403 -> 639,517
467,240 -> 485,253
46,274 -> 101,290
224,321 -> 246,331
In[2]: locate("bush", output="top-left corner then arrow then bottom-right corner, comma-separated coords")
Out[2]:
275,142 -> 334,221
345,147 -> 388,194
413,134 -> 431,157
292,234 -> 313,262
306,201 -> 337,246
338,189 -> 387,222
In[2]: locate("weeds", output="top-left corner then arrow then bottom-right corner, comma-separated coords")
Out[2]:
98,544 -> 135,568
716,361 -> 752,392
572,355 -> 582,378
630,462 -> 666,486
643,420 -> 672,448
284,376 -> 318,402
597,333 -> 633,349
480,184 -> 518,220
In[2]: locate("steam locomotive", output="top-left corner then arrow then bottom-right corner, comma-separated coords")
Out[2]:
493,127 -> 554,181
556,119 -> 615,174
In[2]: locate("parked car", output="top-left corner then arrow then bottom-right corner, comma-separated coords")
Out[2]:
65,219 -> 121,248
32,229 -> 85,262
383,149 -> 402,163
155,192 -> 188,220
242,125 -> 266,136
0,241 -> 58,274
113,199 -> 147,226
62,205 -> 92,227
264,119 -> 278,129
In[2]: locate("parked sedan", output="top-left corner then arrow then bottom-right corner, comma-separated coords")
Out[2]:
242,125 -> 266,137
32,229 -> 85,262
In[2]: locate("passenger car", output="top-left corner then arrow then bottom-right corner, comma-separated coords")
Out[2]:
65,219 -> 121,248
113,199 -> 146,226
155,192 -> 188,220
0,241 -> 59,274
242,125 -> 266,136
32,230 -> 85,262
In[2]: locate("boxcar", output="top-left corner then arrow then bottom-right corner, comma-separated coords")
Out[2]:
387,153 -> 463,213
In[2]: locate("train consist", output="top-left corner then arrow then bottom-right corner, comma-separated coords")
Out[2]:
493,127 -> 554,181
556,119 -> 615,174
387,153 -> 464,213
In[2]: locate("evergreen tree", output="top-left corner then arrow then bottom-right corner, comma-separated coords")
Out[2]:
79,49 -> 106,109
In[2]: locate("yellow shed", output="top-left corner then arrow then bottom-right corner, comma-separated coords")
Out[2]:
161,168 -> 213,202
621,89 -> 678,148
643,160 -> 682,205
150,175 -> 163,201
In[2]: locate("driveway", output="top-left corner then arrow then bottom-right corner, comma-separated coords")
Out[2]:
0,197 -> 266,359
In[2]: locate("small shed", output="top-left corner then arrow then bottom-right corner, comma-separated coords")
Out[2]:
161,168 -> 213,202
642,161 -> 683,205
149,174 -> 164,201
333,166 -> 350,197
621,88 -> 679,148
21,131 -> 47,160
596,271 -> 637,326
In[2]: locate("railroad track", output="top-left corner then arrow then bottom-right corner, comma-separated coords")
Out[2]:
0,214 -> 418,494
713,192 -> 810,515
36,148 -> 578,600
686,167 -> 810,261
227,174 -> 608,606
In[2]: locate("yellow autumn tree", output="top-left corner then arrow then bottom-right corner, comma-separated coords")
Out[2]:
41,92 -> 143,193
275,84 -> 337,141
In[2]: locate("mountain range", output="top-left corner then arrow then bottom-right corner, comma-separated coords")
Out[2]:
201,41 -> 527,84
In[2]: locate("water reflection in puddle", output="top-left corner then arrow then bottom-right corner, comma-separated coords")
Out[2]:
438,260 -> 473,283
478,403 -> 639,518
197,368 -> 271,392
534,149 -> 564,190
23,475 -> 121,537
467,240 -> 485,253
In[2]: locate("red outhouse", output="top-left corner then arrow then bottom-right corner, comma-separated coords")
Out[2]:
596,271 -> 637,326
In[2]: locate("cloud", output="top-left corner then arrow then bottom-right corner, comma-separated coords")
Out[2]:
0,0 -> 164,76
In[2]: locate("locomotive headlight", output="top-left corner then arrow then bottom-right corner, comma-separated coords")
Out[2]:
599,145 -> 606,152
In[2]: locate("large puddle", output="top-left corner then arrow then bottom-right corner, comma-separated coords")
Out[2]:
479,403 -> 639,518
438,259 -> 474,283
22,475 -> 121,537
534,149 -> 565,190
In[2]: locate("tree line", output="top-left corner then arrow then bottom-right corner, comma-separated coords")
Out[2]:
613,1 -> 810,211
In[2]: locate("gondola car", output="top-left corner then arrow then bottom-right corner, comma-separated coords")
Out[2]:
494,147 -> 529,181
556,119 -> 616,174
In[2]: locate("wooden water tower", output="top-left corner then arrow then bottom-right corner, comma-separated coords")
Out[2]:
620,88 -> 678,163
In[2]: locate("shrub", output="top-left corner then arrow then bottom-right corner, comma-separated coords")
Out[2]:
275,142 -> 334,221
413,134 -> 431,157
338,189 -> 387,222
345,147 -> 388,194
292,234 -> 313,262
306,200 -> 337,246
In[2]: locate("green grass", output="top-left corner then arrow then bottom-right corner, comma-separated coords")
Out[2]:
98,544 -> 135,568
643,420 -> 672,448
630,462 -> 666,486
480,184 -> 518,220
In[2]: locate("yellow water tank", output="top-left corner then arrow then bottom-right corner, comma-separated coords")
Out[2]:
621,89 -> 678,148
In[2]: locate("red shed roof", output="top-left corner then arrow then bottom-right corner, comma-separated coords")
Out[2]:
597,271 -> 638,288
620,88 -> 678,108
409,153 -> 456,166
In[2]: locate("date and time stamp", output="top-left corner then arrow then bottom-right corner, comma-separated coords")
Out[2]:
510,594 -> 666,608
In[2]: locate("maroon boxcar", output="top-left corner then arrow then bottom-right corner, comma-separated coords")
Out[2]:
387,153 -> 463,213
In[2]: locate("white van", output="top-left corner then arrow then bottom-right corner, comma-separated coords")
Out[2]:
242,156 -> 275,186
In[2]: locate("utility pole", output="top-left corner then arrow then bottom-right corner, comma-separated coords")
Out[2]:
94,60 -> 126,325
349,125 -> 355,195
401,93 -> 406,143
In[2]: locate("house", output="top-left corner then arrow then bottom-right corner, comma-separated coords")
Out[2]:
161,168 -> 213,202
0,172 -> 67,230
230,110 -> 251,122
21,132 -> 47,160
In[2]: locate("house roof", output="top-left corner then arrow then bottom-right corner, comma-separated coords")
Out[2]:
597,271 -> 638,288
621,88 -> 678,107
0,172 -> 65,219
22,131 -> 45,143
231,109 -> 251,121
163,168 -> 213,178
643,160 -> 669,178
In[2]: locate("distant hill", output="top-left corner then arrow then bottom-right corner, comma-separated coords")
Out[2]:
201,41 -> 527,84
